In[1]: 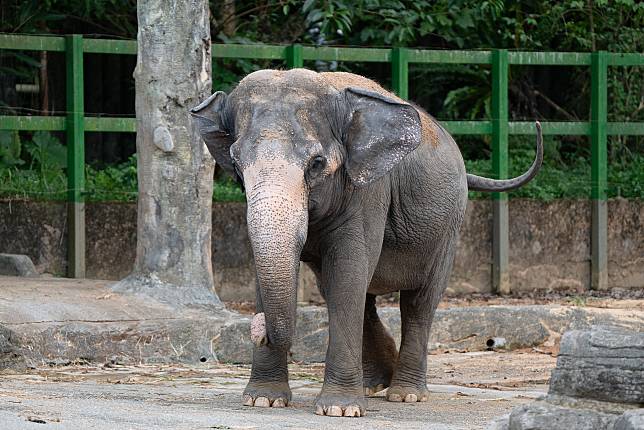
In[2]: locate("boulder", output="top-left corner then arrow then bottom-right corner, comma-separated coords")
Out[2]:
496,326 -> 644,430
0,254 -> 38,277
549,326 -> 644,404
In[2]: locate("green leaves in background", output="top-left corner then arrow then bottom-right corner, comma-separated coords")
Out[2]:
0,131 -> 24,168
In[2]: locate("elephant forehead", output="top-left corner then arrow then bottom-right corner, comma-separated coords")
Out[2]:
236,69 -> 334,102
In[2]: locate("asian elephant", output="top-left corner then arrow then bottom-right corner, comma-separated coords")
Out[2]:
191,69 -> 542,417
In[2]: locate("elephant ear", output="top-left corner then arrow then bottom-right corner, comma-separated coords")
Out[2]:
190,91 -> 235,176
342,87 -> 422,186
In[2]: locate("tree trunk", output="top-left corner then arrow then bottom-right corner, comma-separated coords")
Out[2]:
112,0 -> 221,308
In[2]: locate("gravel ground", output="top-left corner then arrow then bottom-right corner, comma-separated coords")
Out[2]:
0,351 -> 555,430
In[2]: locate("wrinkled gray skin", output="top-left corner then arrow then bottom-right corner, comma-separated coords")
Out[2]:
191,69 -> 543,417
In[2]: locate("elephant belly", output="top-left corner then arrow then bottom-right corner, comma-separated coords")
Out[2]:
368,242 -> 434,295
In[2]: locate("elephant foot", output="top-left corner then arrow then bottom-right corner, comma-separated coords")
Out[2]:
242,380 -> 291,408
362,344 -> 395,396
386,385 -> 429,403
363,363 -> 395,396
314,390 -> 366,417
364,383 -> 386,396
363,369 -> 392,396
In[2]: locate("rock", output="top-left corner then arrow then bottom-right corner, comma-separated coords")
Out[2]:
213,318 -> 253,363
549,326 -> 644,404
508,401 -> 618,430
213,306 -> 644,364
0,325 -> 25,370
493,326 -> 644,430
613,409 -> 644,430
213,307 -> 330,364
0,254 -> 38,277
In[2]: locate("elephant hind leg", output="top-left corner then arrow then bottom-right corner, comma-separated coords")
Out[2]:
387,233 -> 458,403
362,294 -> 398,396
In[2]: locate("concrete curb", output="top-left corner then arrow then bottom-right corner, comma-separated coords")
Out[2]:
215,305 -> 644,363
1,277 -> 642,368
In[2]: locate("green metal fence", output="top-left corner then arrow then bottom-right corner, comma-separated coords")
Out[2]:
1,34 -> 643,291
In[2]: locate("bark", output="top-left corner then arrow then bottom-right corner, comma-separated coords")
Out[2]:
222,0 -> 237,37
112,0 -> 220,308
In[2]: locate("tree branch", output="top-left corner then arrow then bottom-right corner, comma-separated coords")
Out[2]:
533,90 -> 578,121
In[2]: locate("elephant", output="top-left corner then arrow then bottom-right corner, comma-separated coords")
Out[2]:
191,69 -> 542,417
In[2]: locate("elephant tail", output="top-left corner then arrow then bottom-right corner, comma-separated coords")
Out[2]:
467,121 -> 543,192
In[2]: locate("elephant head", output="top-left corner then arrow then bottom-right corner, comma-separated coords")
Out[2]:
191,69 -> 421,350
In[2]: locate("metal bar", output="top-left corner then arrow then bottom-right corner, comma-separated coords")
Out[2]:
84,117 -> 136,132
286,44 -> 303,68
0,116 -> 66,131
83,39 -> 136,55
3,117 -> 637,136
508,51 -> 591,66
441,121 -> 493,135
606,122 -> 644,135
65,35 -> 86,279
591,51 -> 608,290
391,47 -> 409,99
301,46 -> 391,62
607,53 -> 644,66
0,34 -> 65,51
491,49 -> 510,295
408,49 -> 491,64
509,121 -> 590,135
212,44 -> 287,59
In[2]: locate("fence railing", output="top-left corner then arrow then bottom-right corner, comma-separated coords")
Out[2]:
1,34 -> 643,291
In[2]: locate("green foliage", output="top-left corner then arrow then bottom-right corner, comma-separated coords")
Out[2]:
0,0 -> 137,36
213,177 -> 246,202
1,132 -> 641,202
85,155 -> 138,202
0,132 -> 246,203
0,131 -> 24,168
24,131 -> 66,172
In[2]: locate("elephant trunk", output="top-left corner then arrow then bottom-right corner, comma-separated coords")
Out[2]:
244,161 -> 308,350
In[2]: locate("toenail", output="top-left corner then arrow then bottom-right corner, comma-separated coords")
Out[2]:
254,397 -> 270,407
344,406 -> 361,417
388,393 -> 403,402
272,398 -> 286,408
327,405 -> 343,416
242,395 -> 254,406
404,393 -> 417,402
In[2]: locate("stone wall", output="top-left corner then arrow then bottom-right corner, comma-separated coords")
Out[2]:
0,199 -> 642,300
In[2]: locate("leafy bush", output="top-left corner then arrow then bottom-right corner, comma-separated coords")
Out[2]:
1,132 -> 641,203
0,132 -> 246,203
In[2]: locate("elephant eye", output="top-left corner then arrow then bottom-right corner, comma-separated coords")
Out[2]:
308,155 -> 326,173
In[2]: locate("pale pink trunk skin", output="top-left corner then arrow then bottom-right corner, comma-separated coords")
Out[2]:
244,160 -> 308,349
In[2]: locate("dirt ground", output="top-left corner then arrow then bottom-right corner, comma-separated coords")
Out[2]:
0,351 -> 555,429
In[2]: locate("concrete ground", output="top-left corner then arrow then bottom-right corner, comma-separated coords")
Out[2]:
0,351 -> 555,430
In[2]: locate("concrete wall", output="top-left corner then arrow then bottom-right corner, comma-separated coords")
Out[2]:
0,199 -> 642,300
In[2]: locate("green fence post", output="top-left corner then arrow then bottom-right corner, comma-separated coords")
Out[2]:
590,51 -> 608,290
286,44 -> 303,68
391,47 -> 409,99
491,49 -> 509,294
66,34 -> 86,278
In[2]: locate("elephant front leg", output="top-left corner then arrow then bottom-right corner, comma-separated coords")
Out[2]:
243,346 -> 290,407
315,244 -> 369,417
243,285 -> 291,408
